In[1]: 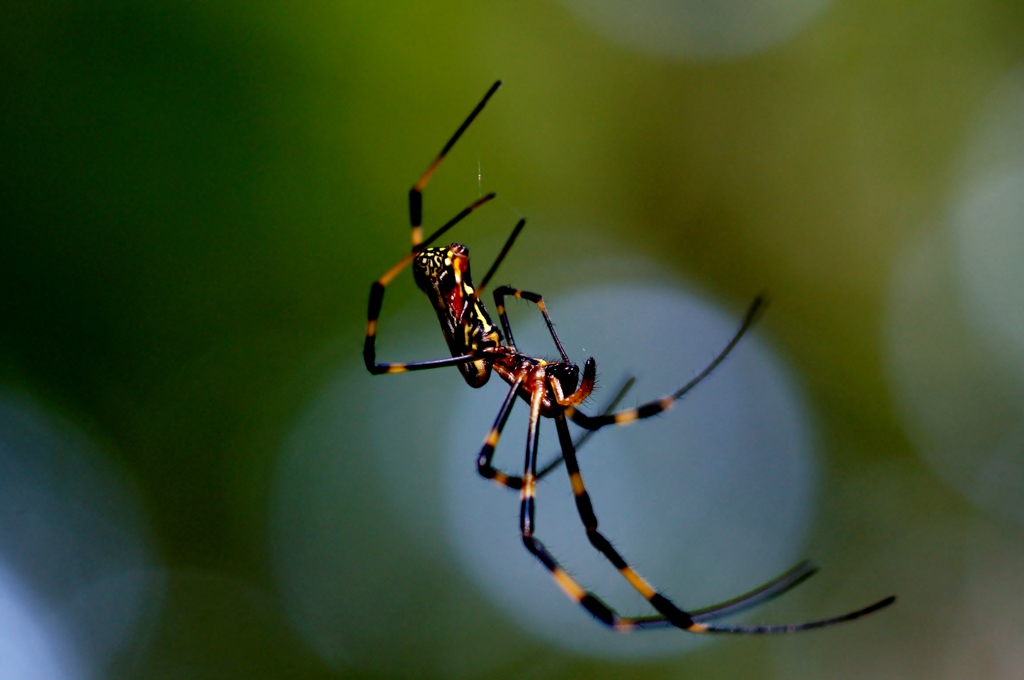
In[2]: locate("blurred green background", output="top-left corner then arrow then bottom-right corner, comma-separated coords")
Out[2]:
3,1 -> 1024,678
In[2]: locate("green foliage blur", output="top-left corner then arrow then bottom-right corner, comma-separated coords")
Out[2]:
2,1 -> 1024,678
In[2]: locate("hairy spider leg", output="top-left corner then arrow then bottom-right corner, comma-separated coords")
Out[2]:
695,595 -> 896,633
566,295 -> 766,430
527,386 -> 830,622
482,372 -> 637,491
550,408 -> 702,631
689,561 -> 818,620
537,379 -> 824,613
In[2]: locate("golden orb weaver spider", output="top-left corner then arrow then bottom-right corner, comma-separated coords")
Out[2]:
363,81 -> 895,633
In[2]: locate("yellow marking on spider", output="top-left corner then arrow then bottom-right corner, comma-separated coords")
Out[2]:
366,319 -> 377,337
688,623 -> 709,633
569,472 -> 585,497
386,364 -> 408,374
552,568 -> 585,602
411,226 -> 423,246
565,406 -> 577,418
452,256 -> 464,285
492,471 -> 509,487
614,410 -> 639,424
620,566 -> 656,600
614,620 -> 635,633
496,304 -> 505,315
485,429 -> 500,447
659,397 -> 675,411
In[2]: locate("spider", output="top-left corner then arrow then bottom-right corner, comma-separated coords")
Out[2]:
364,81 -> 895,633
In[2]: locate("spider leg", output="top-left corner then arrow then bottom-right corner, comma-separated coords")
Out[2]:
365,81 -> 503,376
695,596 -> 896,633
516,371 -> 667,630
476,375 -> 528,490
478,218 -> 526,294
551,409 -> 896,632
689,561 -> 818,621
492,286 -> 573,362
364,195 -> 496,375
536,375 -> 636,480
409,81 -> 501,246
550,409 -> 702,631
566,296 -> 766,431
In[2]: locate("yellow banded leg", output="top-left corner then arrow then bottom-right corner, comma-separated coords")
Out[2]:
476,377 -> 526,490
408,81 -> 502,241
491,286 -> 571,361
552,411 -> 704,631
516,372 -> 699,632
566,296 -> 767,431
535,376 -> 636,481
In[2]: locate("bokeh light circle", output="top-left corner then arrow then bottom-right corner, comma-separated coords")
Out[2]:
558,0 -> 833,61
270,335 -> 536,677
273,270 -> 818,667
953,67 -> 1024,381
0,563 -> 80,680
885,66 -> 1024,528
885,231 -> 1024,526
0,388 -> 163,679
442,283 -> 816,658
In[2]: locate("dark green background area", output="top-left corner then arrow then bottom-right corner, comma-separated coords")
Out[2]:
2,2 -> 1024,678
